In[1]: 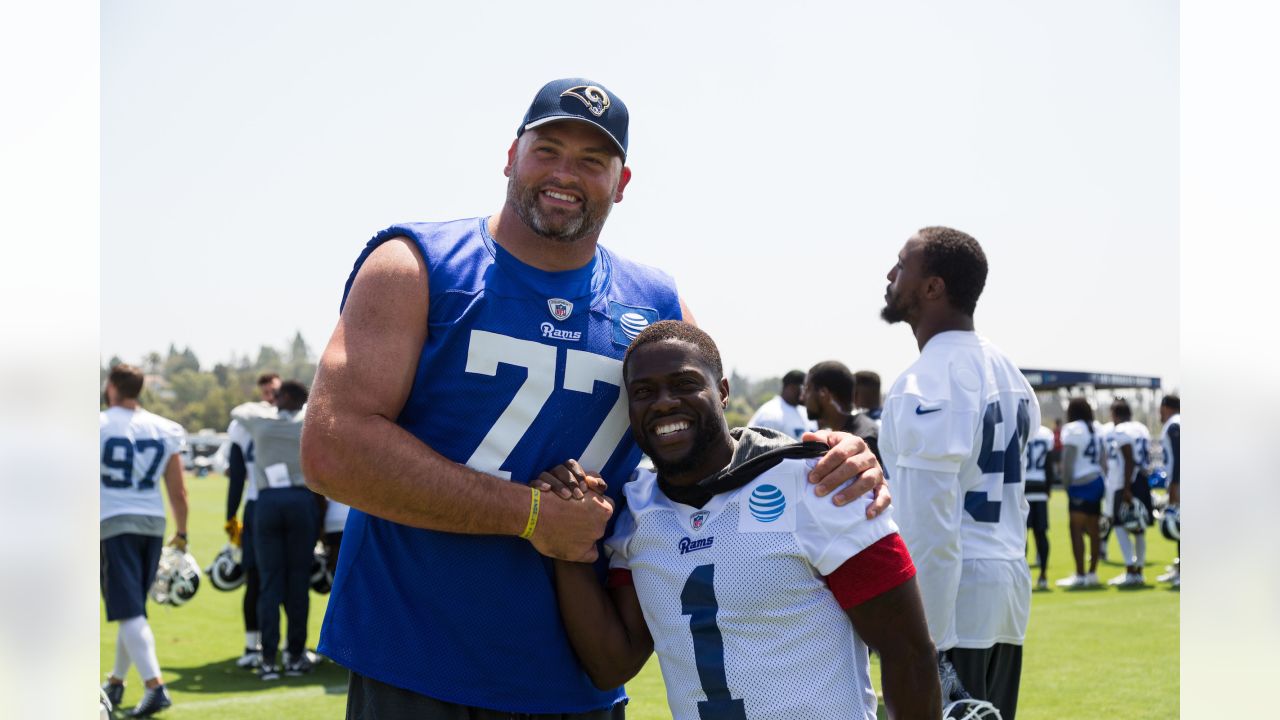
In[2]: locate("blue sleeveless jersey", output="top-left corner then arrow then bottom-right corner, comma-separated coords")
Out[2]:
318,218 -> 682,713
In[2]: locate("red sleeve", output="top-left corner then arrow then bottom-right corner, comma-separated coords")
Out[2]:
606,568 -> 633,588
823,533 -> 916,609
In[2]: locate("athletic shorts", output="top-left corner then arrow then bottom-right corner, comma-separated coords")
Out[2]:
1067,476 -> 1104,516
1026,500 -> 1048,532
346,671 -> 627,720
242,500 -> 258,571
100,533 -> 163,621
1068,496 -> 1102,516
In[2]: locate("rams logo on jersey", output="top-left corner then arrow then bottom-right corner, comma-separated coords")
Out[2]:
561,85 -> 611,117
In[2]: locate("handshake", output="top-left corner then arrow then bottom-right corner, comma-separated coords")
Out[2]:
523,459 -> 614,565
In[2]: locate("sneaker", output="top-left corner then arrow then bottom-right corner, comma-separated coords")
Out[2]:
101,680 -> 125,710
1157,568 -> 1179,583
235,649 -> 262,669
1171,574 -> 1180,590
1036,577 -> 1049,591
284,652 -> 314,677
1131,572 -> 1146,586
128,685 -> 172,717
258,662 -> 281,681
1056,574 -> 1087,588
1108,572 -> 1133,586
1084,572 -> 1101,587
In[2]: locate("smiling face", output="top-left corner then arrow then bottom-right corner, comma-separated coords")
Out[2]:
625,339 -> 732,485
504,121 -> 631,244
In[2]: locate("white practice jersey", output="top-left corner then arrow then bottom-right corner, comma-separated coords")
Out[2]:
746,396 -> 816,440
1105,421 -> 1151,491
1161,413 -> 1180,485
324,499 -> 351,534
100,407 -> 186,521
1022,425 -> 1054,501
606,459 -> 898,720
1061,420 -> 1105,483
227,419 -> 259,503
880,331 -> 1038,650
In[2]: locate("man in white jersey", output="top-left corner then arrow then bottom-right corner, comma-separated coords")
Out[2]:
223,372 -> 281,668
551,321 -> 940,720
1158,394 -> 1180,588
1104,398 -> 1153,587
746,370 -> 817,439
1056,398 -> 1108,589
878,226 -> 1039,720
100,364 -> 189,717
1023,424 -> 1055,590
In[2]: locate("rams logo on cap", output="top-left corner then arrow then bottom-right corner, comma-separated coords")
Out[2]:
561,85 -> 611,117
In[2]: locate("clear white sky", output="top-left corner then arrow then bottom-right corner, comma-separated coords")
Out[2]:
101,1 -> 1179,390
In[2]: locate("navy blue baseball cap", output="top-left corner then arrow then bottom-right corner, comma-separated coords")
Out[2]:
517,78 -> 629,160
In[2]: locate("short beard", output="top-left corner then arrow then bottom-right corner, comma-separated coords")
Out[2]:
880,295 -> 911,324
506,172 -> 614,245
643,416 -> 724,483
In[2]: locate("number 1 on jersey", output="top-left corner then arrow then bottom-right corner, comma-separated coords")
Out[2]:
681,564 -> 747,720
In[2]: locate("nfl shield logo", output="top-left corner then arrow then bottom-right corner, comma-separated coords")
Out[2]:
690,511 -> 709,530
547,298 -> 573,322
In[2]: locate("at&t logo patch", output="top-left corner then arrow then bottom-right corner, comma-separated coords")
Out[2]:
748,484 -> 786,522
608,301 -> 658,347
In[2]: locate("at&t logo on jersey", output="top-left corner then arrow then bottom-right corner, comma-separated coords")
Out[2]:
678,536 -> 714,554
540,322 -> 582,342
547,298 -> 573,321
748,484 -> 786,522
609,301 -> 658,347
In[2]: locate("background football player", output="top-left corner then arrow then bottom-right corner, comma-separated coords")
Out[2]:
100,364 -> 189,717
1057,398 -> 1109,589
1023,422 -> 1055,590
1104,398 -> 1154,587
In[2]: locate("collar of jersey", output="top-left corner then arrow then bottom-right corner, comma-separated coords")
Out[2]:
480,219 -> 609,300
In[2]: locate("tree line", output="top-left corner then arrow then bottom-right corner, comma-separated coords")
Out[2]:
101,331 -> 786,434
101,332 -> 318,433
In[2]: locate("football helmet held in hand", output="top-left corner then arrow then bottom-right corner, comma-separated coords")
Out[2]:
207,543 -> 245,591
150,546 -> 201,606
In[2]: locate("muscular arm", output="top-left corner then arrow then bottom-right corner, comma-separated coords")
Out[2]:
889,465 -> 962,651
300,238 -> 609,561
846,578 -> 941,719
552,560 -> 653,689
163,454 -> 188,538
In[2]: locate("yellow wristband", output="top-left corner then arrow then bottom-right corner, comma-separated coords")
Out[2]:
519,486 -> 541,540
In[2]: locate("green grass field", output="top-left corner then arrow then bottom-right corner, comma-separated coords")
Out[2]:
102,474 -> 1178,718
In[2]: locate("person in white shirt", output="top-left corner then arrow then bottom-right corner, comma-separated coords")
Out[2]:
1056,398 -> 1108,589
551,320 -> 940,720
746,370 -> 816,439
878,226 -> 1038,720
1104,398 -> 1154,587
100,364 -> 189,717
1023,424 -> 1055,590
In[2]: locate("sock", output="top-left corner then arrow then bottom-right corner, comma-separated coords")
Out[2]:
246,631 -> 261,650
120,615 -> 161,682
113,628 -> 132,680
1135,533 -> 1147,569
1115,527 -> 1135,567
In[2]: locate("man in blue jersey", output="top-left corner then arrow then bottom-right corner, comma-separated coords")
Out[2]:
301,78 -> 889,719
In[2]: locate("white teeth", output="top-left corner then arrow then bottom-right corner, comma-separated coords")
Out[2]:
655,421 -> 690,436
544,190 -> 578,203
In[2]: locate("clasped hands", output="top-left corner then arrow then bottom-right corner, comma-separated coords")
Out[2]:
526,430 -> 890,564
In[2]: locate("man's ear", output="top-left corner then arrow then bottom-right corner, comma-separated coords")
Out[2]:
719,376 -> 730,408
504,139 -> 519,177
924,276 -> 947,301
614,166 -> 632,203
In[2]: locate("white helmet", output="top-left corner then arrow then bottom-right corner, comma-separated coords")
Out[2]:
310,543 -> 333,594
207,543 -> 245,592
150,546 -> 201,607
944,699 -> 1003,719
1161,504 -> 1180,541
1117,497 -> 1151,532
